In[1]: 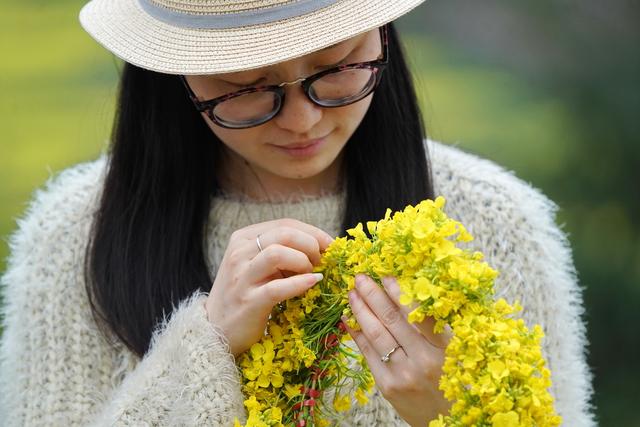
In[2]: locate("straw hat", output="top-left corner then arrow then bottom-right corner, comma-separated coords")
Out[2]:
78,0 -> 426,75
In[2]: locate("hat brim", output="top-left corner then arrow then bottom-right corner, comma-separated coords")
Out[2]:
79,0 -> 426,75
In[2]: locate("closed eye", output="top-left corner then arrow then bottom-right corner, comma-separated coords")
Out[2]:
223,76 -> 266,89
224,53 -> 351,88
316,56 -> 349,71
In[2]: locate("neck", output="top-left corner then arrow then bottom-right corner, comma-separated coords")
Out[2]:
217,150 -> 345,203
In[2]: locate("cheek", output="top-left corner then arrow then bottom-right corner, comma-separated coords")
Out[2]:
201,113 -> 261,154
330,93 -> 374,136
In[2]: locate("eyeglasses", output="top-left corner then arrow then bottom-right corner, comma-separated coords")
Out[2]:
179,25 -> 389,130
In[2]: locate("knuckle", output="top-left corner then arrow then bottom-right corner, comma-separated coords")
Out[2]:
230,272 -> 243,286
277,228 -> 296,246
368,325 -> 385,343
298,252 -> 313,270
424,359 -> 443,383
380,306 -> 401,327
359,282 -> 377,299
379,373 -> 417,399
414,352 -> 432,370
410,351 -> 441,383
379,379 -> 399,399
226,250 -> 243,269
415,352 -> 439,372
356,338 -> 372,356
311,239 -> 321,254
264,247 -> 282,265
399,371 -> 420,393
238,292 -> 252,307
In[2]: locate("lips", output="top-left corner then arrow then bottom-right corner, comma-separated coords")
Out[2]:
269,134 -> 329,158
275,135 -> 328,149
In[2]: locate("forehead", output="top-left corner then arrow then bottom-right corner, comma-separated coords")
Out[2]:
213,30 -> 372,79
317,33 -> 362,52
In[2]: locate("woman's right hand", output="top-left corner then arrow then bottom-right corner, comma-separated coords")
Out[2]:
205,218 -> 334,358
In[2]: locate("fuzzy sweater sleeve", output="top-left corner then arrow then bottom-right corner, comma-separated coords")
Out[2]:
429,141 -> 597,426
0,157 -> 245,426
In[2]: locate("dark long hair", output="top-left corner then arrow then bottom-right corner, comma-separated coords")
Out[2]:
85,22 -> 434,357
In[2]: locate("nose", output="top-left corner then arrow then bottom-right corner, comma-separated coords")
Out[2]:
272,81 -> 323,134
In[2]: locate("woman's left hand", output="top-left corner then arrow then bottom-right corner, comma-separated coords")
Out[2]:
343,274 -> 452,427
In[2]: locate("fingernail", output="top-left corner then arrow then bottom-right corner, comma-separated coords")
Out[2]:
311,273 -> 323,283
355,274 -> 365,290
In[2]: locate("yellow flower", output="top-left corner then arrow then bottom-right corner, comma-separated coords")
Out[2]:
491,411 -> 520,427
487,388 -> 515,413
488,360 -> 509,381
355,387 -> 369,405
407,307 -> 425,323
244,395 -> 263,412
235,196 -> 559,427
428,415 -> 446,427
333,394 -> 351,412
284,383 -> 302,400
266,407 -> 283,423
414,277 -> 439,301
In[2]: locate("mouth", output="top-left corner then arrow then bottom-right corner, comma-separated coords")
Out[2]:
274,135 -> 329,149
269,134 -> 330,158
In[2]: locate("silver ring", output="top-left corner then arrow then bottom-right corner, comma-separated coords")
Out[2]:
381,344 -> 402,363
256,234 -> 264,253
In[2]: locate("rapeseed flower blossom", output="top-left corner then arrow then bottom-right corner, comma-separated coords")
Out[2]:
236,196 -> 561,426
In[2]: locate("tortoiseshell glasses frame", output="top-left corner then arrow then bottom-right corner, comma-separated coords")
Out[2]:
179,24 -> 389,129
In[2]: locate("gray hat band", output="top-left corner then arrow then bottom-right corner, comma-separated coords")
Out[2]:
138,0 -> 340,29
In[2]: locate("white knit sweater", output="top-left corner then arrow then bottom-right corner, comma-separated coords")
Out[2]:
0,140 -> 596,426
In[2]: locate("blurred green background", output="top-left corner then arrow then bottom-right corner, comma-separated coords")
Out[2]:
1,1 -> 637,424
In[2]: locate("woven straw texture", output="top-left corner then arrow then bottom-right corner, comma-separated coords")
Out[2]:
149,0 -> 297,15
78,0 -> 426,75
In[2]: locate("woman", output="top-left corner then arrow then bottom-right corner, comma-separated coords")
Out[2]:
0,0 -> 595,425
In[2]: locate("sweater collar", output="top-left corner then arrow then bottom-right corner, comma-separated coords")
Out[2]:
205,187 -> 347,274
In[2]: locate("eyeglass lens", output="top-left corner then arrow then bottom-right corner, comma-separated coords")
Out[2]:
213,68 -> 378,128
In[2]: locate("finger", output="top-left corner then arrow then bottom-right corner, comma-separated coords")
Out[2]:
255,226 -> 324,266
348,288 -> 408,363
258,272 -> 324,304
341,316 -> 398,381
353,274 -> 424,354
234,218 -> 334,252
247,244 -> 314,283
382,276 -> 452,349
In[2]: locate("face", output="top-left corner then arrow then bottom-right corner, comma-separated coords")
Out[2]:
184,28 -> 383,199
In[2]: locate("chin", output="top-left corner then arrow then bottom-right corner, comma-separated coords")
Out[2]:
279,166 -> 327,180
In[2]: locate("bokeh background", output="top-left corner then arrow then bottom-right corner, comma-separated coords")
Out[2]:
1,1 -> 637,424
